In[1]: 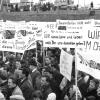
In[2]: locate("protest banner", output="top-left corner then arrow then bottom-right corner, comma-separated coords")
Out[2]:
43,29 -> 85,48
56,19 -> 93,31
93,20 -> 100,27
0,21 -> 20,52
0,22 -> 4,40
83,26 -> 100,51
43,19 -> 100,49
27,21 -> 46,40
60,49 -> 73,81
45,22 -> 57,30
14,30 -> 36,51
10,21 -> 36,51
0,21 -> 36,53
43,20 -> 94,48
4,21 -> 17,31
76,48 -> 100,80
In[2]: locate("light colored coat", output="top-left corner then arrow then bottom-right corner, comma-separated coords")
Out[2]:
10,86 -> 25,100
12,86 -> 23,96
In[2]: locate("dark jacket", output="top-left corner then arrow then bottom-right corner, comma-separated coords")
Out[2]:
30,69 -> 41,89
20,77 -> 33,100
41,85 -> 52,100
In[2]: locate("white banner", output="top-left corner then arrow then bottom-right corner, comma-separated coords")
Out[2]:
76,49 -> 100,80
60,49 -> 73,81
10,0 -> 20,3
43,20 -> 94,48
43,29 -> 85,48
0,21 -> 36,53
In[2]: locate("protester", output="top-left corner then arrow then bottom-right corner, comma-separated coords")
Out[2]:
29,58 -> 41,89
19,67 -> 33,100
77,70 -> 100,100
40,75 -> 53,100
0,47 -> 75,100
6,76 -> 24,100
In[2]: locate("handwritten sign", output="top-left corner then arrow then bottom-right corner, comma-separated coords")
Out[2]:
76,49 -> 100,80
60,49 -> 73,81
43,29 -> 85,48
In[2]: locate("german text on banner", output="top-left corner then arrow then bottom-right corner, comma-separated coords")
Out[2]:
76,49 -> 100,80
60,49 -> 73,81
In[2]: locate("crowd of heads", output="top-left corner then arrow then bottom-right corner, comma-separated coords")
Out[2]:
77,71 -> 100,100
0,43 -> 76,100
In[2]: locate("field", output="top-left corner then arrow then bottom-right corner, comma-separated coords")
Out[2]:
0,9 -> 100,22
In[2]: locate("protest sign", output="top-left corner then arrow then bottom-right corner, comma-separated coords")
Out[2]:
0,22 -> 4,40
15,30 -> 36,51
56,19 -> 93,31
45,22 -> 57,30
43,29 -> 85,48
43,20 -> 94,48
0,21 -> 21,52
4,21 -> 17,30
27,21 -> 46,40
0,21 -> 36,53
44,19 -> 100,49
0,39 -> 23,53
60,49 -> 73,81
76,48 -> 100,80
93,20 -> 100,27
83,26 -> 100,51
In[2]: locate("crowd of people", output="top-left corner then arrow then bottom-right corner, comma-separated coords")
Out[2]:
4,2 -> 56,12
77,71 -> 100,100
0,42 -> 76,100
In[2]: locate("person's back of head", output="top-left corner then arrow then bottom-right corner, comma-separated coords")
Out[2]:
47,93 -> 56,100
22,67 -> 30,77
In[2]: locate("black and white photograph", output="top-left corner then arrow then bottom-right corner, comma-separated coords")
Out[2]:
0,43 -> 75,100
76,48 -> 100,100
0,0 -> 100,100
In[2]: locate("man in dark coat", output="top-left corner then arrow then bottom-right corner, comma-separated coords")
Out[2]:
40,75 -> 54,100
20,67 -> 34,100
29,59 -> 41,89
